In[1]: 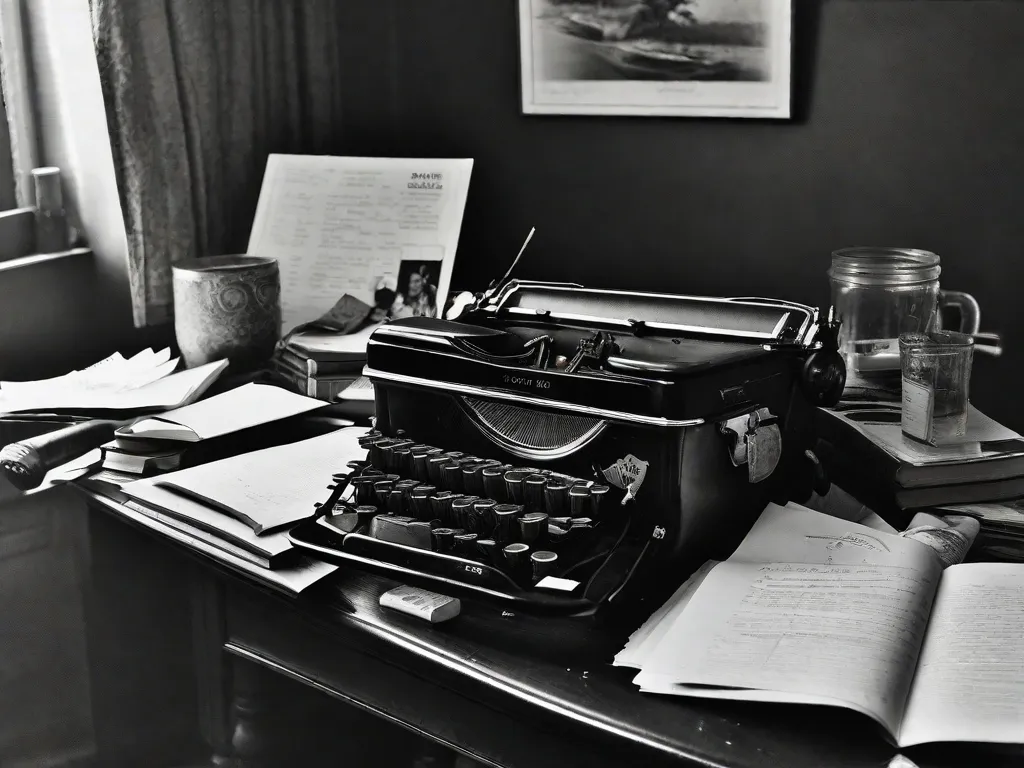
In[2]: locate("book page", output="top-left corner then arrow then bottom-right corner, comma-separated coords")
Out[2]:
899,563 -> 1024,747
632,504 -> 943,738
152,426 -> 371,534
246,155 -> 474,334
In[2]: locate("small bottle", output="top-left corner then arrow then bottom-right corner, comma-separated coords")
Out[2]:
32,167 -> 69,254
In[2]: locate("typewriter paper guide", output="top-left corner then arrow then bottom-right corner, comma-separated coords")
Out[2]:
246,154 -> 474,335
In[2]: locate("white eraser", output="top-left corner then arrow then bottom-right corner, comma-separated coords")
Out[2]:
535,576 -> 580,593
379,585 -> 461,623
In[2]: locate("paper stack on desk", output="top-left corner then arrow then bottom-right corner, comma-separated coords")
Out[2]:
614,502 -> 1024,749
95,382 -> 328,478
119,427 -> 370,593
0,349 -> 228,417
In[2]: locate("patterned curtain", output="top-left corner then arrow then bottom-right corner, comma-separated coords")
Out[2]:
90,0 -> 348,327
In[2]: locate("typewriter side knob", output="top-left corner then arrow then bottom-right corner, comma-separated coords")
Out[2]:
799,311 -> 846,407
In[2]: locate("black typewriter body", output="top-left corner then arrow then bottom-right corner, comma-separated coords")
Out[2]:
289,281 -> 844,619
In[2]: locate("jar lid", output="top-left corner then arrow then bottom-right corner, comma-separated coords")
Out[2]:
828,247 -> 941,286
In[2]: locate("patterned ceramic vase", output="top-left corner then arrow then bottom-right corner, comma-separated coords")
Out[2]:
172,255 -> 281,371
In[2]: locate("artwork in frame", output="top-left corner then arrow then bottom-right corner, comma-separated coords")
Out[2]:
518,0 -> 793,119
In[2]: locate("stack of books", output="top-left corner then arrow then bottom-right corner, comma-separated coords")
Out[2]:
271,327 -> 375,401
814,402 -> 1024,523
938,498 -> 1024,563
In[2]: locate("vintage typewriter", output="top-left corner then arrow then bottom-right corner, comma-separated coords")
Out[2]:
289,280 -> 845,617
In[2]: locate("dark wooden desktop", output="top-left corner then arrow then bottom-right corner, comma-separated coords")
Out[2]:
73,466 -> 1022,768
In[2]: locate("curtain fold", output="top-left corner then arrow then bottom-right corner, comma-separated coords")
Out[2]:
91,0 -> 347,327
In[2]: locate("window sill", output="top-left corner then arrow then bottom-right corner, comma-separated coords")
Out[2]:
0,246 -> 93,276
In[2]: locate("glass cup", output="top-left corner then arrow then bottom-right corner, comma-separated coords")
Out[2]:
899,331 -> 974,445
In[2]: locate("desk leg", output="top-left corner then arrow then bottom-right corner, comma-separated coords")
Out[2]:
228,658 -> 296,768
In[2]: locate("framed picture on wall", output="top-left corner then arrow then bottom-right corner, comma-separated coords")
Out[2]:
518,0 -> 792,119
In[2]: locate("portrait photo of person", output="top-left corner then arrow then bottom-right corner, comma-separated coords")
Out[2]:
391,261 -> 440,319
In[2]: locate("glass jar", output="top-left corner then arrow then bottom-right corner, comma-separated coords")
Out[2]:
828,247 -> 978,381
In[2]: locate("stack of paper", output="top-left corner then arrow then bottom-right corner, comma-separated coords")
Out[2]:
118,426 -> 371,592
612,502 -> 1024,750
0,349 -> 229,416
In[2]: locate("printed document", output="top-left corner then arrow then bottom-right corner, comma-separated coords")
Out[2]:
247,155 -> 474,334
624,503 -> 1024,748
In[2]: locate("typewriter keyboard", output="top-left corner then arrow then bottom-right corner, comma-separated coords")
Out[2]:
298,430 -> 628,600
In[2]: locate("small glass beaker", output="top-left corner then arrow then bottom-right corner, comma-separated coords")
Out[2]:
899,331 -> 974,445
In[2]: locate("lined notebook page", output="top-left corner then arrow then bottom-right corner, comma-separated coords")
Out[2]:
150,427 -> 371,534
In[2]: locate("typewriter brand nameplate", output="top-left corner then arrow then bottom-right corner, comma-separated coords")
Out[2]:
602,454 -> 649,503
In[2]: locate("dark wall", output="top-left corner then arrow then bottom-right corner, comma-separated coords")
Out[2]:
339,0 -> 1024,430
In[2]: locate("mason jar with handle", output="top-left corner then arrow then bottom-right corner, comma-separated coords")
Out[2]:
828,247 -> 981,381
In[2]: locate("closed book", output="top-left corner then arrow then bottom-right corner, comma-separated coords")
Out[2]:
271,359 -> 358,401
815,405 -> 1024,488
100,444 -> 183,475
278,346 -> 364,377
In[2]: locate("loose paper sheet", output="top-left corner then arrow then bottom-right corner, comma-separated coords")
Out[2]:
246,155 -> 474,334
631,504 -> 943,738
121,382 -> 326,442
149,426 -> 372,534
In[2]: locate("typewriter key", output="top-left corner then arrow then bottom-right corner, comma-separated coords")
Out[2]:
531,551 -> 558,582
548,516 -> 573,530
503,470 -> 529,505
588,484 -> 609,516
462,463 -> 486,497
523,474 -> 548,514
544,479 -> 570,517
473,499 -> 498,538
427,455 -> 450,485
476,538 -> 501,567
411,452 -> 431,482
518,512 -> 548,547
431,527 -> 458,553
440,462 -> 464,493
387,488 -> 406,515
350,476 -> 379,507
450,496 -> 479,532
481,467 -> 508,502
454,532 -> 479,557
547,525 -> 570,547
410,487 -> 435,519
502,542 -> 531,570
428,492 -> 456,527
492,504 -> 522,544
392,448 -> 413,477
373,479 -> 396,508
569,486 -> 592,518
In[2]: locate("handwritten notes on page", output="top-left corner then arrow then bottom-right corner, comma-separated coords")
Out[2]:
900,563 -> 1024,747
631,504 -> 943,738
246,155 -> 474,334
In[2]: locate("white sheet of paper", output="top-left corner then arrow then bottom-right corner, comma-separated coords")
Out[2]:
246,154 -> 474,334
122,382 -> 326,441
151,426 -> 372,534
632,504 -> 942,738
899,563 -> 1024,746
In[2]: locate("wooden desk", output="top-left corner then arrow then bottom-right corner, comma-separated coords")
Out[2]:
77,487 -> 1020,768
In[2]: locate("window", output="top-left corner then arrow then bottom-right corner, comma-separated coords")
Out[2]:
0,0 -> 45,264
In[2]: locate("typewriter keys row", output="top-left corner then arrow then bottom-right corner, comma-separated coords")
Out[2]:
330,432 -> 611,585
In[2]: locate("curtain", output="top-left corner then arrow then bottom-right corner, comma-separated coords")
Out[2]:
91,0 -> 348,327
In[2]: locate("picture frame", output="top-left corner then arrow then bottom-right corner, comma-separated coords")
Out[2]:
518,0 -> 793,119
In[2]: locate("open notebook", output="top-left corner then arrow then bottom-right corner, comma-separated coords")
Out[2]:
621,503 -> 1024,749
